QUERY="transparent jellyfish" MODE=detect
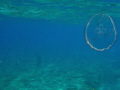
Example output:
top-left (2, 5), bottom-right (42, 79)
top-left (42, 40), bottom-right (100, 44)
top-left (85, 13), bottom-right (117, 51)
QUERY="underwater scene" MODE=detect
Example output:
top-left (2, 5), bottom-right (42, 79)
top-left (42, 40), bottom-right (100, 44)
top-left (0, 0), bottom-right (120, 90)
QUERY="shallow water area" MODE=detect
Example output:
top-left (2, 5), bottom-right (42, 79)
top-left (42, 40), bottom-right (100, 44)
top-left (0, 0), bottom-right (120, 90)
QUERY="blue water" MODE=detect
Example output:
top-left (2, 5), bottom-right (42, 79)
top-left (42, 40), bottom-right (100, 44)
top-left (0, 1), bottom-right (120, 90)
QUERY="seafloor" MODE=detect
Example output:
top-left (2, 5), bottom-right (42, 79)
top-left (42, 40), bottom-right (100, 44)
top-left (0, 51), bottom-right (120, 90)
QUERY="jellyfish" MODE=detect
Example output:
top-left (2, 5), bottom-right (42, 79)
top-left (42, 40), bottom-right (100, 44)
top-left (85, 13), bottom-right (117, 51)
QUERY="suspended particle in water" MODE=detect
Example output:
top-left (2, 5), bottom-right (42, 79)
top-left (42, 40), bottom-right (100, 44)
top-left (85, 13), bottom-right (117, 51)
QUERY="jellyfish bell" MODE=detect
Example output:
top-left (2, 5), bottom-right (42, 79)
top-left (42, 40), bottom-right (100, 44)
top-left (85, 13), bottom-right (117, 51)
